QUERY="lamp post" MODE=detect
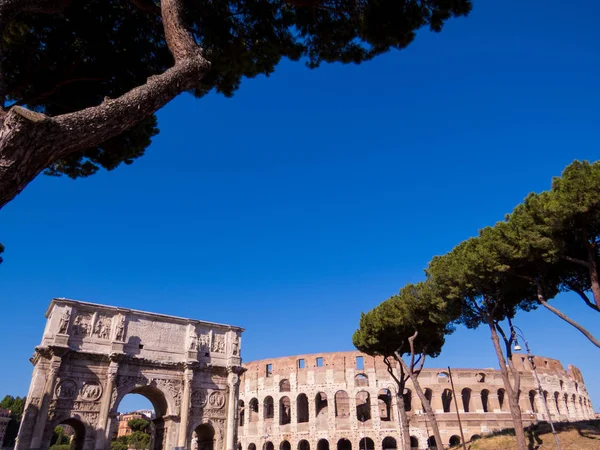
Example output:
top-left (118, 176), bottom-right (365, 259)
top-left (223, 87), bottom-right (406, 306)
top-left (510, 324), bottom-right (561, 450)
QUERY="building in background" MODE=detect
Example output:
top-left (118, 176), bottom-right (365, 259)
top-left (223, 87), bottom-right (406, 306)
top-left (115, 410), bottom-right (156, 438)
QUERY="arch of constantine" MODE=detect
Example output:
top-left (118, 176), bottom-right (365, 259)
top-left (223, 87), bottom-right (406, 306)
top-left (15, 299), bottom-right (244, 450)
top-left (237, 351), bottom-right (595, 450)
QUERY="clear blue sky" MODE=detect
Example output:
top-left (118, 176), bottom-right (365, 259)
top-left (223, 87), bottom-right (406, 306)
top-left (1, 0), bottom-right (599, 414)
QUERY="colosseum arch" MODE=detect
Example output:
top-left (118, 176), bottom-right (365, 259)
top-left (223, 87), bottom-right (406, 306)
top-left (16, 298), bottom-right (243, 450)
top-left (264, 396), bottom-right (274, 420)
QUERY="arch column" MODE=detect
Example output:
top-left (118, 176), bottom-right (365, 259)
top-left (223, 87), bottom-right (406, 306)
top-left (30, 354), bottom-right (63, 449)
top-left (226, 368), bottom-right (241, 450)
top-left (177, 363), bottom-right (194, 448)
top-left (98, 357), bottom-right (120, 449)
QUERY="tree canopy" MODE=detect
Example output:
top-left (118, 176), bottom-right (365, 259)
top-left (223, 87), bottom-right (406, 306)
top-left (0, 0), bottom-right (471, 209)
top-left (0, 395), bottom-right (26, 447)
top-left (127, 418), bottom-right (150, 432)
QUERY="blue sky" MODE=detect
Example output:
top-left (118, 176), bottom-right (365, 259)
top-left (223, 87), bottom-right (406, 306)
top-left (1, 0), bottom-right (599, 414)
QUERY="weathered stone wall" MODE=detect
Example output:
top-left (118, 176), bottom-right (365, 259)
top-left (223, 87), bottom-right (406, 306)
top-left (16, 299), bottom-right (244, 450)
top-left (238, 351), bottom-right (595, 450)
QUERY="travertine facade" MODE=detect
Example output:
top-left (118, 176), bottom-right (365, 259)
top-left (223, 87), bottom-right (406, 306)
top-left (16, 299), bottom-right (244, 450)
top-left (238, 351), bottom-right (595, 450)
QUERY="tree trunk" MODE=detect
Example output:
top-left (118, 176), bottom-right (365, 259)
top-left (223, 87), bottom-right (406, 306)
top-left (539, 298), bottom-right (600, 348)
top-left (486, 318), bottom-right (527, 450)
top-left (0, 0), bottom-right (209, 210)
top-left (400, 360), bottom-right (443, 450)
top-left (396, 390), bottom-right (412, 450)
top-left (586, 239), bottom-right (600, 310)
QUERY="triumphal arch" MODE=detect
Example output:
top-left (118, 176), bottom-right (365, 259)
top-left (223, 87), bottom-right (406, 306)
top-left (15, 298), bottom-right (244, 450)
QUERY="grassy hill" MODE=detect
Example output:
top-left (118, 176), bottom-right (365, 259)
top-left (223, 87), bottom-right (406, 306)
top-left (449, 420), bottom-right (600, 450)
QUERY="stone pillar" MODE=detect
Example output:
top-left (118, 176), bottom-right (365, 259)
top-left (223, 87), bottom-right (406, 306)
top-left (178, 364), bottom-right (194, 448)
top-left (97, 359), bottom-right (120, 449)
top-left (226, 369), bottom-right (241, 450)
top-left (30, 355), bottom-right (62, 449)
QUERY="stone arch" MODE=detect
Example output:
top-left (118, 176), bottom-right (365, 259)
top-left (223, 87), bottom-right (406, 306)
top-left (355, 373), bottom-right (369, 387)
top-left (529, 390), bottom-right (538, 413)
top-left (481, 389), bottom-right (489, 412)
top-left (279, 396), bottom-right (291, 425)
top-left (337, 438), bottom-right (352, 450)
top-left (335, 390), bottom-right (350, 418)
top-left (249, 444), bottom-right (257, 450)
top-left (298, 440), bottom-right (310, 450)
top-left (449, 435), bottom-right (461, 447)
top-left (264, 396), bottom-right (274, 420)
top-left (382, 436), bottom-right (397, 450)
top-left (317, 439), bottom-right (330, 450)
top-left (316, 392), bottom-right (328, 417)
top-left (280, 379), bottom-right (291, 392)
top-left (359, 437), bottom-right (374, 450)
top-left (297, 393), bottom-right (309, 423)
top-left (356, 390), bottom-right (371, 421)
top-left (427, 436), bottom-right (436, 448)
top-left (53, 417), bottom-right (87, 450)
top-left (112, 381), bottom-right (172, 450)
top-left (409, 437), bottom-right (417, 449)
top-left (497, 388), bottom-right (506, 412)
top-left (264, 442), bottom-right (275, 450)
top-left (280, 441), bottom-right (291, 450)
top-left (470, 435), bottom-right (481, 442)
top-left (554, 391), bottom-right (561, 414)
top-left (563, 393), bottom-right (570, 415)
top-left (193, 422), bottom-right (215, 450)
top-left (378, 389), bottom-right (392, 421)
top-left (442, 389), bottom-right (453, 413)
top-left (403, 388), bottom-right (412, 411)
top-left (249, 397), bottom-right (259, 422)
top-left (423, 388), bottom-right (433, 409)
top-left (461, 388), bottom-right (471, 412)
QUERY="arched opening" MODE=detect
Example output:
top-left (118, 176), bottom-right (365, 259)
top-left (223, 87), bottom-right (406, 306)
top-left (355, 374), bottom-right (369, 387)
top-left (437, 372), bottom-right (449, 382)
top-left (280, 441), bottom-right (291, 450)
top-left (337, 438), bottom-right (352, 450)
top-left (449, 435), bottom-right (461, 447)
top-left (358, 437), bottom-right (374, 450)
top-left (249, 444), bottom-right (257, 450)
top-left (378, 389), bottom-right (392, 421)
top-left (297, 394), bottom-right (309, 423)
top-left (461, 388), bottom-right (471, 412)
top-left (497, 389), bottom-right (506, 412)
top-left (335, 391), bottom-right (350, 418)
top-left (356, 391), bottom-right (371, 421)
top-left (409, 437), bottom-right (417, 449)
top-left (317, 439), bottom-right (330, 450)
top-left (54, 418), bottom-right (85, 450)
top-left (423, 388), bottom-right (433, 409)
top-left (264, 442), bottom-right (274, 450)
top-left (442, 389), bottom-right (453, 413)
top-left (563, 394), bottom-right (569, 414)
top-left (383, 436), bottom-right (397, 450)
top-left (316, 392), bottom-right (328, 418)
top-left (280, 379), bottom-right (291, 392)
top-left (113, 388), bottom-right (163, 450)
top-left (470, 435), bottom-right (481, 442)
top-left (554, 392), bottom-right (561, 414)
top-left (279, 396), bottom-right (291, 425)
top-left (193, 423), bottom-right (215, 450)
top-left (264, 396), bottom-right (274, 420)
top-left (298, 440), bottom-right (310, 450)
top-left (427, 436), bottom-right (437, 449)
top-left (403, 388), bottom-right (412, 411)
top-left (238, 400), bottom-right (245, 426)
top-left (529, 390), bottom-right (538, 413)
top-left (481, 389), bottom-right (489, 413)
top-left (249, 398), bottom-right (259, 423)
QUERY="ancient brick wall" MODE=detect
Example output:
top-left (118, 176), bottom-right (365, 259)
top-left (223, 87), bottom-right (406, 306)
top-left (238, 351), bottom-right (594, 450)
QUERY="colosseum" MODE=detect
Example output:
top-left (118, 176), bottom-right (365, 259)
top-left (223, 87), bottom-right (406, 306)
top-left (237, 351), bottom-right (595, 450)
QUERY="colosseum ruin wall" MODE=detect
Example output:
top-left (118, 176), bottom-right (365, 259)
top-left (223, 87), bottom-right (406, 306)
top-left (238, 351), bottom-right (595, 450)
